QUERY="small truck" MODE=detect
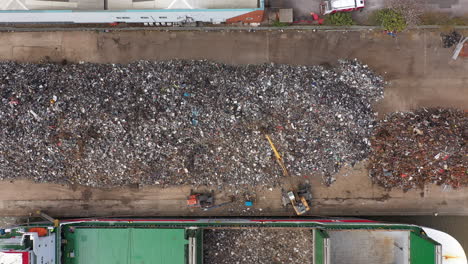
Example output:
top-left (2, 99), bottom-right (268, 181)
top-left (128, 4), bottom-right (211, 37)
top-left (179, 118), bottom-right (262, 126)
top-left (320, 0), bottom-right (365, 15)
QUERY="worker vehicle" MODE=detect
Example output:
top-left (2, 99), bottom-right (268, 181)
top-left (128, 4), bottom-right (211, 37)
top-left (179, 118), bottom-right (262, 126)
top-left (282, 185), bottom-right (313, 215)
top-left (187, 191), bottom-right (214, 209)
top-left (187, 191), bottom-right (234, 211)
top-left (320, 0), bottom-right (365, 15)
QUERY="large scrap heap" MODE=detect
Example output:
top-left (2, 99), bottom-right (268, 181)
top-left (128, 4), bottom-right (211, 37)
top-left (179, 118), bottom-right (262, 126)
top-left (0, 60), bottom-right (383, 188)
top-left (0, 60), bottom-right (465, 193)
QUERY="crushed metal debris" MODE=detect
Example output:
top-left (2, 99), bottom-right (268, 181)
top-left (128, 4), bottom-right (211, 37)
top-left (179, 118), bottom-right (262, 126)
top-left (203, 228), bottom-right (313, 264)
top-left (0, 60), bottom-right (383, 187)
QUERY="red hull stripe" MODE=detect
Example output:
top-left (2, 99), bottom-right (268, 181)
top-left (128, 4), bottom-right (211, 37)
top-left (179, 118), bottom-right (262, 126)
top-left (250, 219), bottom-right (377, 223)
top-left (62, 219), bottom-right (377, 224)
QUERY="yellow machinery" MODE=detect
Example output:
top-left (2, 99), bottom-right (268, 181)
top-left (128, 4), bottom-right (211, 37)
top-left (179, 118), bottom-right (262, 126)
top-left (264, 134), bottom-right (312, 215)
top-left (265, 134), bottom-right (289, 177)
top-left (283, 185), bottom-right (312, 215)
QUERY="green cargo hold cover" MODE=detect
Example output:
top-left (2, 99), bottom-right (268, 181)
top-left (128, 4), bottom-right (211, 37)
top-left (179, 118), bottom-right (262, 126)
top-left (72, 228), bottom-right (187, 264)
top-left (410, 231), bottom-right (439, 264)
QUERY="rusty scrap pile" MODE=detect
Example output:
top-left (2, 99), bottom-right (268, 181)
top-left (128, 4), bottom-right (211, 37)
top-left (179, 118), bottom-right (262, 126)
top-left (369, 108), bottom-right (467, 191)
top-left (203, 229), bottom-right (313, 264)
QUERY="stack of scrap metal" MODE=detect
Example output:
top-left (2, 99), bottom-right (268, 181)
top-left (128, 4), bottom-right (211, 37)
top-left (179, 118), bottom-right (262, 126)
top-left (368, 108), bottom-right (467, 191)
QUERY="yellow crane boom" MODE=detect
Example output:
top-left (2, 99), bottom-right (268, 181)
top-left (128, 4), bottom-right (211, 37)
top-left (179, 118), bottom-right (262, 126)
top-left (264, 134), bottom-right (289, 177)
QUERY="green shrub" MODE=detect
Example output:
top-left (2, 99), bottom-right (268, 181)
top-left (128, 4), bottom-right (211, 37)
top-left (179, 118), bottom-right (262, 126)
top-left (326, 12), bottom-right (355, 26)
top-left (386, 0), bottom-right (423, 26)
top-left (272, 20), bottom-right (288, 27)
top-left (375, 9), bottom-right (407, 32)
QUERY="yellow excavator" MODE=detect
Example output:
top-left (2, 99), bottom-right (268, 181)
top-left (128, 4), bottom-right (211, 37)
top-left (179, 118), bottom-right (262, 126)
top-left (282, 184), bottom-right (312, 215)
top-left (264, 134), bottom-right (312, 215)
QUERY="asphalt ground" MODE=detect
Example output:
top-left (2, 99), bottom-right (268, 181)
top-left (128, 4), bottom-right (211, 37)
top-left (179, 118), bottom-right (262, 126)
top-left (0, 28), bottom-right (466, 217)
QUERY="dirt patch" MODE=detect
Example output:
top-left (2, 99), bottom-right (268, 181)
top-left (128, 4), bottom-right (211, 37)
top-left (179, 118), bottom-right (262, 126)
top-left (80, 189), bottom-right (93, 200)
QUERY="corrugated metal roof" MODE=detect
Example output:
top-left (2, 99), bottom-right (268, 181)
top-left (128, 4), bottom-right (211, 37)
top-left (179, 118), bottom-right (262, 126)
top-left (0, 0), bottom-right (258, 11)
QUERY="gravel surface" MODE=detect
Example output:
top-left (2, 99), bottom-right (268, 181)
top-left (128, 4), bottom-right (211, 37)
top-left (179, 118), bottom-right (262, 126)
top-left (368, 108), bottom-right (467, 191)
top-left (0, 60), bottom-right (383, 187)
top-left (203, 228), bottom-right (313, 264)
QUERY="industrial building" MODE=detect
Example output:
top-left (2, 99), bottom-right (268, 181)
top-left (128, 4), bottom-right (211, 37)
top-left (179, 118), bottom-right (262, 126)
top-left (0, 0), bottom-right (264, 24)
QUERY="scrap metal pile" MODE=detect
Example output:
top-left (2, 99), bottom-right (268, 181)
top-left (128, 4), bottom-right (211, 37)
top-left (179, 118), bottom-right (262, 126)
top-left (368, 108), bottom-right (467, 191)
top-left (203, 229), bottom-right (313, 264)
top-left (441, 31), bottom-right (463, 48)
top-left (0, 60), bottom-right (383, 187)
